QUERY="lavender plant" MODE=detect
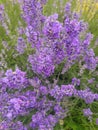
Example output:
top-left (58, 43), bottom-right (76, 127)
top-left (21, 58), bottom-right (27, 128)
top-left (0, 0), bottom-right (98, 130)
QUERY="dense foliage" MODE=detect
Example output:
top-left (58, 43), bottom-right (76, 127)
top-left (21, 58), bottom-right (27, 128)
top-left (0, 0), bottom-right (98, 130)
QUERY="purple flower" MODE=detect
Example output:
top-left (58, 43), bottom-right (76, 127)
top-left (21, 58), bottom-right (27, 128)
top-left (25, 26), bottom-right (41, 48)
top-left (52, 42), bottom-right (65, 64)
top-left (0, 4), bottom-right (4, 22)
top-left (50, 85), bottom-right (63, 101)
top-left (72, 77), bottom-right (80, 86)
top-left (28, 77), bottom-right (41, 88)
top-left (43, 14), bottom-right (62, 39)
top-left (84, 49), bottom-right (97, 71)
top-left (23, 0), bottom-right (45, 48)
top-left (75, 89), bottom-right (95, 104)
top-left (40, 0), bottom-right (48, 5)
top-left (61, 84), bottom-right (75, 96)
top-left (50, 84), bottom-right (74, 101)
top-left (39, 86), bottom-right (48, 95)
top-left (28, 46), bottom-right (55, 77)
top-left (54, 104), bottom-right (65, 119)
top-left (64, 2), bottom-right (72, 18)
top-left (0, 121), bottom-right (27, 130)
top-left (64, 17), bottom-right (85, 38)
top-left (0, 121), bottom-right (9, 130)
top-left (82, 33), bottom-right (93, 48)
top-left (88, 78), bottom-right (95, 84)
top-left (7, 97), bottom-right (27, 118)
top-left (47, 115), bottom-right (58, 127)
top-left (2, 68), bottom-right (28, 89)
top-left (96, 118), bottom-right (98, 125)
top-left (16, 37), bottom-right (26, 54)
top-left (31, 111), bottom-right (45, 128)
top-left (31, 111), bottom-right (58, 130)
top-left (83, 108), bottom-right (93, 117)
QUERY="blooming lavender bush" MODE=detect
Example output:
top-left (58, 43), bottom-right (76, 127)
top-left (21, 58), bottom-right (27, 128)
top-left (0, 0), bottom-right (98, 130)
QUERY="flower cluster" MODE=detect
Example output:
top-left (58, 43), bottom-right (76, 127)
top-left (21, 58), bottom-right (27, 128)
top-left (28, 46), bottom-right (55, 77)
top-left (0, 72), bottom-right (72, 129)
top-left (50, 85), bottom-right (75, 101)
top-left (0, 0), bottom-right (98, 130)
top-left (2, 68), bottom-right (28, 90)
top-left (74, 88), bottom-right (98, 104)
top-left (28, 11), bottom-right (96, 77)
